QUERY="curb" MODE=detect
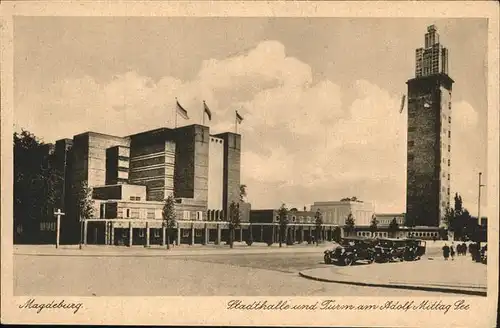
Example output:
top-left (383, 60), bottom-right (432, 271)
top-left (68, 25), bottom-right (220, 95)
top-left (14, 247), bottom-right (325, 258)
top-left (298, 272), bottom-right (487, 297)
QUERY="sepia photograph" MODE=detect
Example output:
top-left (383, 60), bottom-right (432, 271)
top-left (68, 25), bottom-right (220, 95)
top-left (1, 2), bottom-right (498, 327)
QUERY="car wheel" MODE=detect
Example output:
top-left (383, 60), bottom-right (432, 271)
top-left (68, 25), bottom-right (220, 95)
top-left (324, 255), bottom-right (331, 264)
top-left (344, 257), bottom-right (353, 266)
top-left (368, 257), bottom-right (374, 264)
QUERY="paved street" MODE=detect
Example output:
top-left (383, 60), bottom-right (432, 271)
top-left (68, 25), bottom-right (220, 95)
top-left (14, 246), bottom-right (466, 296)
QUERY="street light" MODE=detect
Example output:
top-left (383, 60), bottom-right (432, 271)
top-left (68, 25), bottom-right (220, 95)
top-left (478, 172), bottom-right (486, 226)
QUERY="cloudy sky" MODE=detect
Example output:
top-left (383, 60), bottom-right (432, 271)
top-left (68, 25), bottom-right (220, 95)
top-left (14, 17), bottom-right (488, 214)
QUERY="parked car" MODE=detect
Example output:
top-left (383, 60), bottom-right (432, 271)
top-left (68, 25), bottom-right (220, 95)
top-left (324, 237), bottom-right (375, 266)
top-left (374, 238), bottom-right (406, 263)
top-left (403, 238), bottom-right (426, 261)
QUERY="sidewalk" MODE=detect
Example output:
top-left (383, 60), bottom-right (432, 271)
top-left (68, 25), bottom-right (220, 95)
top-left (14, 242), bottom-right (333, 257)
top-left (299, 255), bottom-right (487, 296)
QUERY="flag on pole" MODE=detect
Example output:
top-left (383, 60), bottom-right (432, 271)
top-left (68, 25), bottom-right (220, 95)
top-left (176, 98), bottom-right (189, 120)
top-left (203, 101), bottom-right (212, 121)
top-left (399, 95), bottom-right (406, 113)
top-left (236, 110), bottom-right (244, 124)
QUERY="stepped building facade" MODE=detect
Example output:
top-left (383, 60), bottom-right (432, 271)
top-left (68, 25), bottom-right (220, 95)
top-left (48, 124), bottom-right (250, 246)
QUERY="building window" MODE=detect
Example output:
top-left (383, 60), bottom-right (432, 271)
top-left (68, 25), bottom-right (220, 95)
top-left (129, 196), bottom-right (141, 201)
top-left (183, 211), bottom-right (190, 220)
top-left (448, 145), bottom-right (451, 152)
top-left (147, 209), bottom-right (155, 219)
top-left (447, 188), bottom-right (450, 195)
top-left (131, 209), bottom-right (140, 218)
top-left (448, 159), bottom-right (450, 166)
top-left (154, 230), bottom-right (160, 238)
top-left (449, 116), bottom-right (451, 123)
top-left (126, 209), bottom-right (130, 218)
top-left (139, 229), bottom-right (145, 238)
top-left (196, 211), bottom-right (203, 221)
top-left (448, 102), bottom-right (451, 110)
top-left (182, 230), bottom-right (189, 237)
top-left (448, 131), bottom-right (451, 138)
top-left (195, 229), bottom-right (202, 237)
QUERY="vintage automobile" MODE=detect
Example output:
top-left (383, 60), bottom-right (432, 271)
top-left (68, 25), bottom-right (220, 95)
top-left (324, 237), bottom-right (376, 266)
top-left (374, 238), bottom-right (407, 263)
top-left (403, 238), bottom-right (426, 261)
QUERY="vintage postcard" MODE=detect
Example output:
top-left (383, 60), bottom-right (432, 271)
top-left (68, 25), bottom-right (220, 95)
top-left (1, 1), bottom-right (498, 327)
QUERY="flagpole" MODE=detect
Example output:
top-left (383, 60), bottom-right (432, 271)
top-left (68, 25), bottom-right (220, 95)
top-left (174, 98), bottom-right (177, 129)
top-left (202, 101), bottom-right (205, 126)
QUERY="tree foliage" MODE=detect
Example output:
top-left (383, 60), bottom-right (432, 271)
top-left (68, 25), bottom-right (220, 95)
top-left (344, 212), bottom-right (355, 236)
top-left (239, 184), bottom-right (247, 202)
top-left (14, 130), bottom-right (63, 235)
top-left (76, 180), bottom-right (95, 221)
top-left (388, 218), bottom-right (400, 237)
top-left (228, 201), bottom-right (241, 248)
top-left (277, 203), bottom-right (289, 247)
top-left (443, 193), bottom-right (479, 241)
top-left (369, 214), bottom-right (378, 233)
top-left (162, 195), bottom-right (177, 248)
top-left (314, 210), bottom-right (323, 244)
top-left (340, 196), bottom-right (362, 202)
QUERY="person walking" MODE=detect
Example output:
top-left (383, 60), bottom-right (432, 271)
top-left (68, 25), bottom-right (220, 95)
top-left (442, 243), bottom-right (450, 261)
top-left (450, 243), bottom-right (455, 261)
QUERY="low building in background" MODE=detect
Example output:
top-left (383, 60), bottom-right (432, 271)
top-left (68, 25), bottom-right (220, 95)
top-left (311, 199), bottom-right (375, 226)
top-left (249, 209), bottom-right (342, 244)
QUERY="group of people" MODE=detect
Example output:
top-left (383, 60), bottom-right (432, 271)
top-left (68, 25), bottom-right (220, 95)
top-left (442, 242), bottom-right (468, 260)
top-left (442, 242), bottom-right (484, 262)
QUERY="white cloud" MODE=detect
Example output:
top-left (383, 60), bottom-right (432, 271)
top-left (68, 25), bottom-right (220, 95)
top-left (15, 40), bottom-right (484, 214)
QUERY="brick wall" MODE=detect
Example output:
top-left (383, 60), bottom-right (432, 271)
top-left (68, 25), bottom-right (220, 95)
top-left (406, 74), bottom-right (453, 227)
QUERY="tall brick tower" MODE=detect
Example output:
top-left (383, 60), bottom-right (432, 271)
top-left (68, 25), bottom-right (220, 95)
top-left (406, 25), bottom-right (454, 227)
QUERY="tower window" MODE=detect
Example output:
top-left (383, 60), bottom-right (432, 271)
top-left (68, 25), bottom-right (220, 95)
top-left (448, 145), bottom-right (451, 152)
top-left (448, 159), bottom-right (450, 166)
top-left (448, 174), bottom-right (450, 180)
top-left (448, 131), bottom-right (451, 138)
top-left (448, 103), bottom-right (451, 110)
top-left (448, 116), bottom-right (451, 124)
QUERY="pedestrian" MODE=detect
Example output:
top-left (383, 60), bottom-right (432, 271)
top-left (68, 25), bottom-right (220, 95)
top-left (442, 243), bottom-right (450, 261)
top-left (450, 243), bottom-right (455, 261)
top-left (462, 243), bottom-right (467, 256)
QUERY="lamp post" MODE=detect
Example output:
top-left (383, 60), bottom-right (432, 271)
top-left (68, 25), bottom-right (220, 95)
top-left (478, 172), bottom-right (486, 226)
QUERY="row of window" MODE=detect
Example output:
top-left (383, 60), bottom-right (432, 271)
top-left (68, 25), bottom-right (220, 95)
top-left (129, 196), bottom-right (142, 201)
top-left (40, 222), bottom-right (56, 231)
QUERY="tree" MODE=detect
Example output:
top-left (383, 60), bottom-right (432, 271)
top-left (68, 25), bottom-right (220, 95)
top-left (344, 212), bottom-right (355, 237)
top-left (454, 193), bottom-right (463, 216)
top-left (277, 203), bottom-right (289, 248)
top-left (239, 184), bottom-right (247, 202)
top-left (228, 201), bottom-right (241, 248)
top-left (388, 218), bottom-right (400, 238)
top-left (14, 130), bottom-right (62, 242)
top-left (76, 180), bottom-right (94, 249)
top-left (162, 195), bottom-right (177, 249)
top-left (314, 210), bottom-right (323, 245)
top-left (443, 207), bottom-right (455, 229)
top-left (369, 214), bottom-right (378, 235)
